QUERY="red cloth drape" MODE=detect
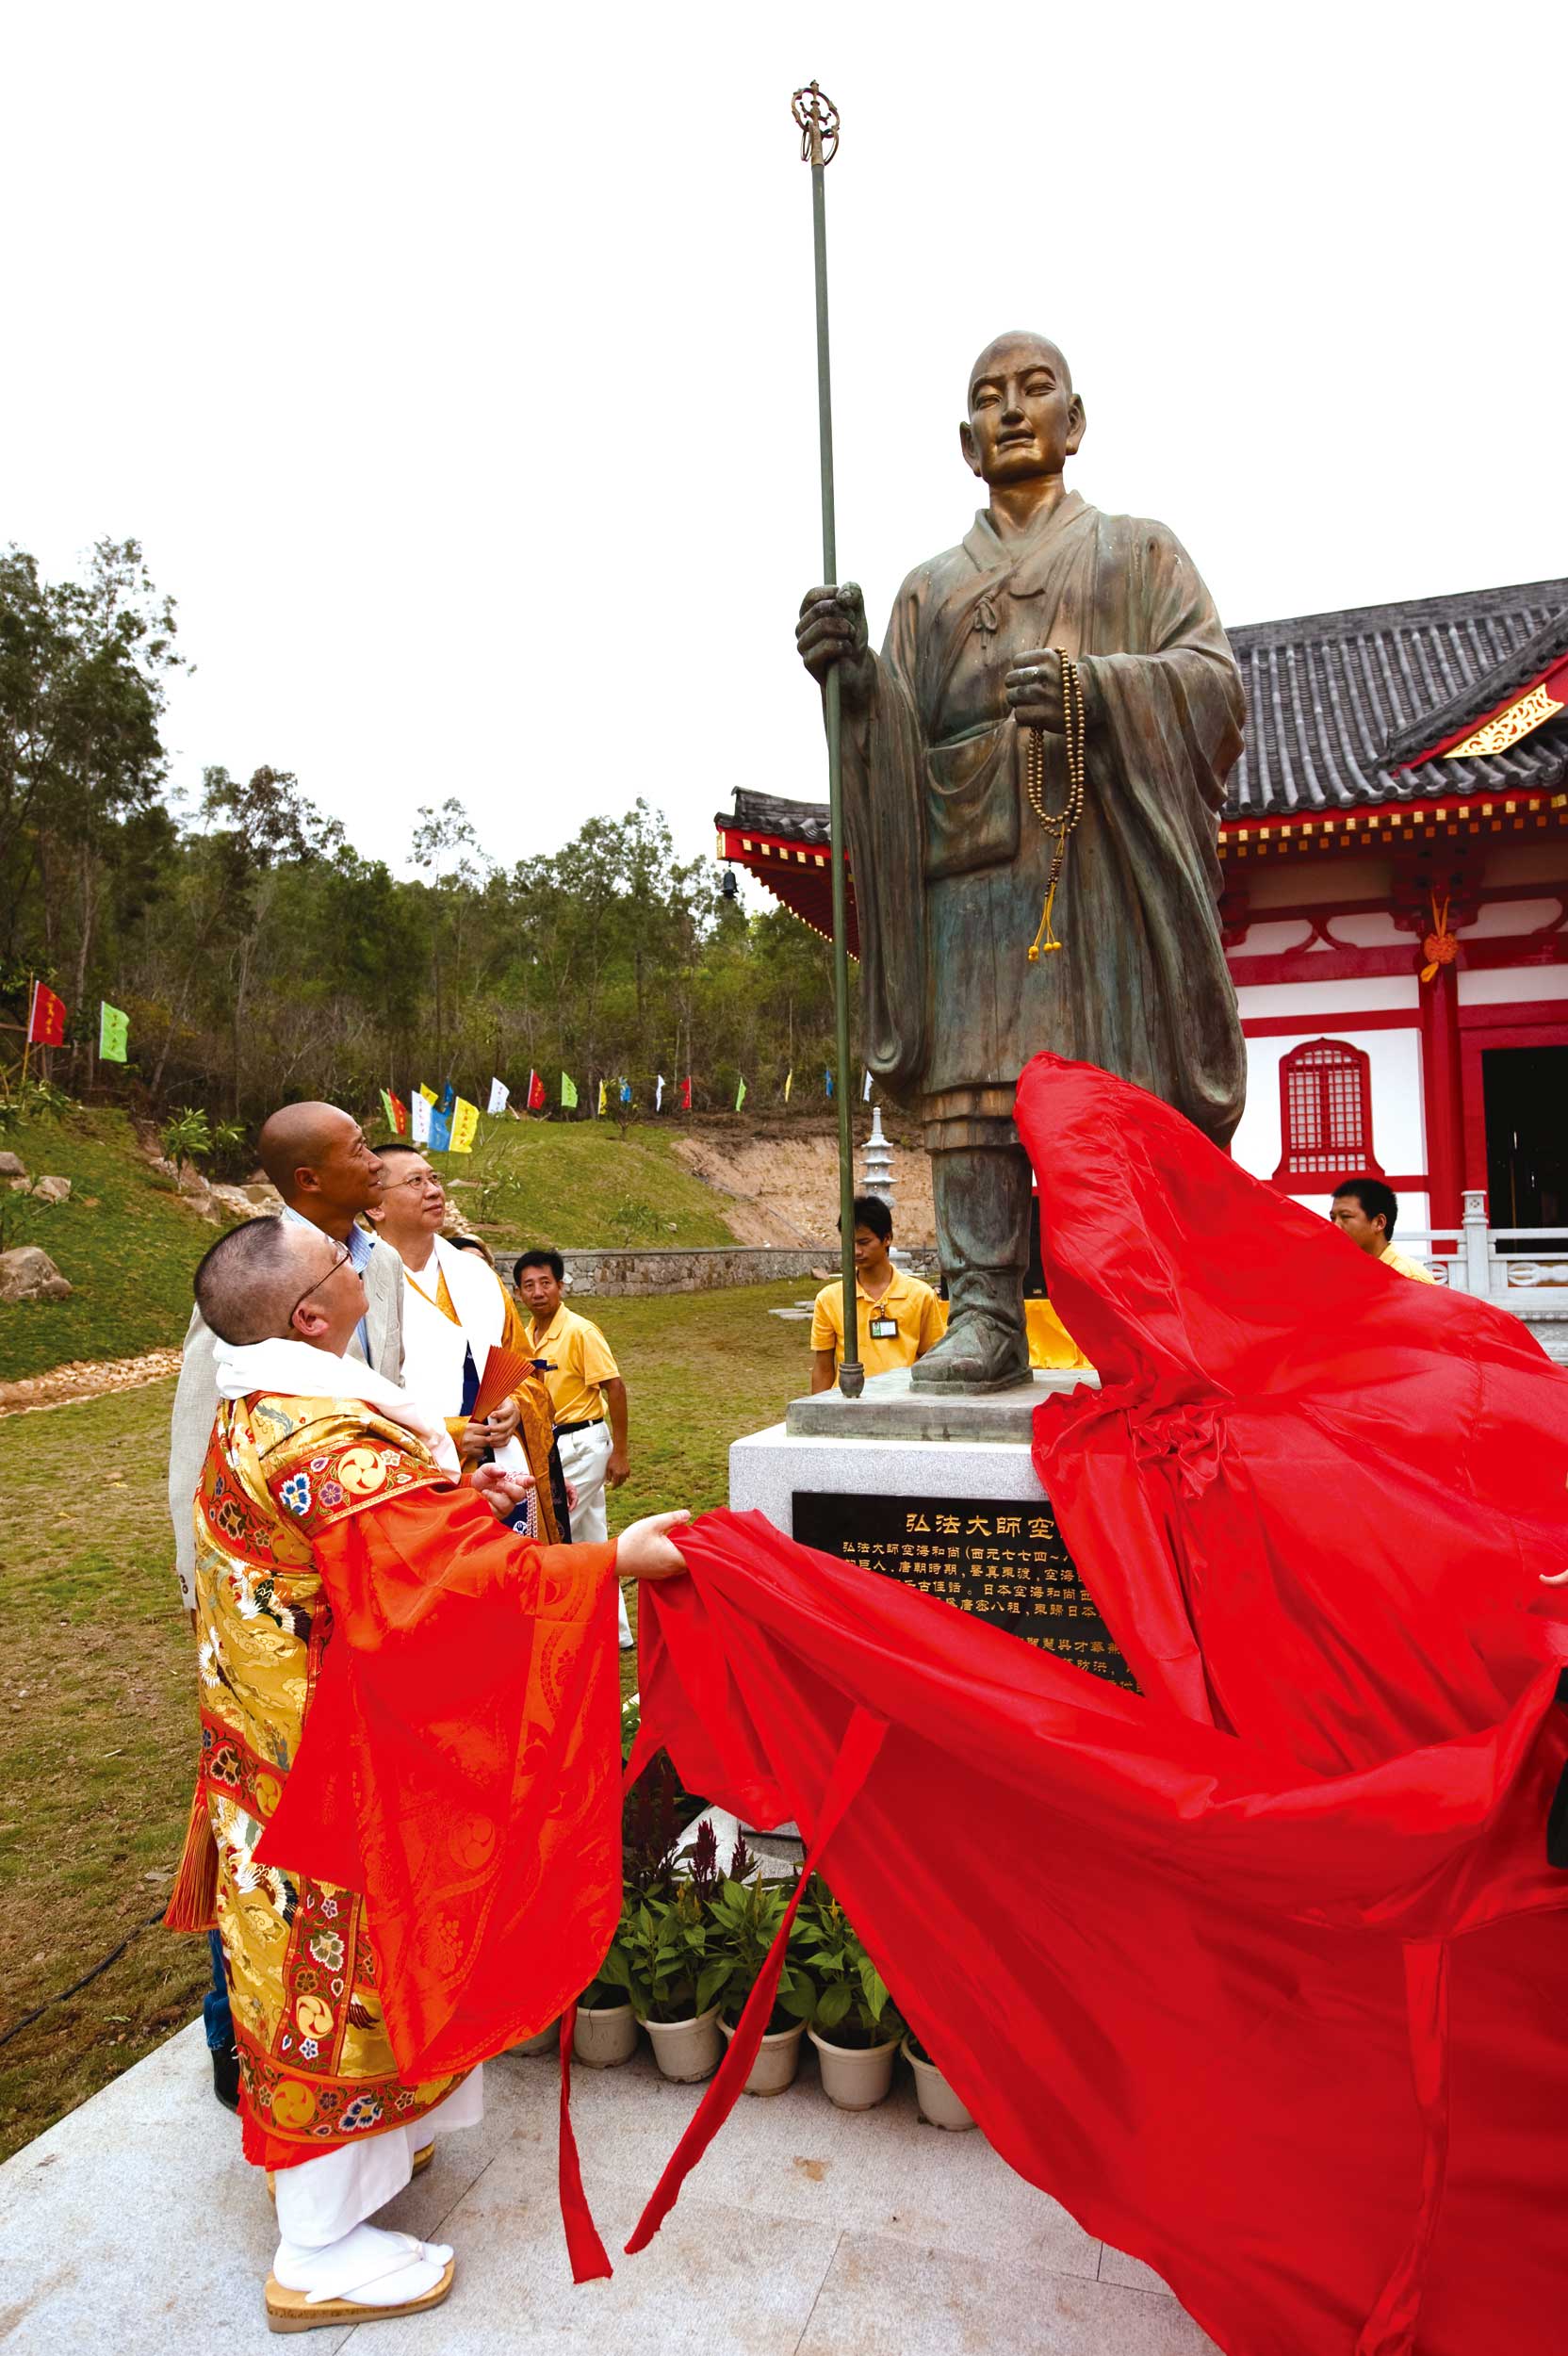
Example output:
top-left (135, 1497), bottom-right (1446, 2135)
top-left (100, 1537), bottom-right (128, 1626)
top-left (630, 1055), bottom-right (1568, 2356)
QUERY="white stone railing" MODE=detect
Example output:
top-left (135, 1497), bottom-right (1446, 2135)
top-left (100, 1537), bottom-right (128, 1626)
top-left (1399, 1192), bottom-right (1568, 1299)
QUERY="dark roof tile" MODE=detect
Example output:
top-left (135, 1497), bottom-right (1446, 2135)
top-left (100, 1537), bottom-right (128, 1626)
top-left (718, 578), bottom-right (1568, 838)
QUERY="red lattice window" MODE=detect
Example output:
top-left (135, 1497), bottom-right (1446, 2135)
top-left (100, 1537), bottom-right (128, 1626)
top-left (1273, 1038), bottom-right (1382, 1183)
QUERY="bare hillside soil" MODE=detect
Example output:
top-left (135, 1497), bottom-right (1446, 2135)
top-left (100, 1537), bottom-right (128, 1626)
top-left (672, 1113), bottom-right (935, 1247)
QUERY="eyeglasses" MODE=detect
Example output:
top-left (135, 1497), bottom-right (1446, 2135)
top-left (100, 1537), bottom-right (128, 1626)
top-left (288, 1241), bottom-right (352, 1327)
top-left (384, 1171), bottom-right (444, 1195)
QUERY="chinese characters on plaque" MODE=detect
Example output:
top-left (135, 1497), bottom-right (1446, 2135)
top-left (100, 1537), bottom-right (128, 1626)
top-left (792, 1490), bottom-right (1137, 1693)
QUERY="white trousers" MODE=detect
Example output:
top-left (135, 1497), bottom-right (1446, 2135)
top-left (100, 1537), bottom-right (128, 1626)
top-left (271, 2068), bottom-right (484, 2249)
top-left (557, 1420), bottom-right (630, 1644)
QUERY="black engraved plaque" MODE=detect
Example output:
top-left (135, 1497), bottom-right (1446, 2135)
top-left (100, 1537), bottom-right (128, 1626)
top-left (791, 1489), bottom-right (1137, 1692)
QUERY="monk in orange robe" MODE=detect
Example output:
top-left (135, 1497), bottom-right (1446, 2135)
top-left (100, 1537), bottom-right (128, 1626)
top-left (166, 1213), bottom-right (687, 2331)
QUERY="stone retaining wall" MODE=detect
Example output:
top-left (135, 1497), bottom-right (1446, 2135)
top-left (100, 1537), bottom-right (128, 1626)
top-left (494, 1244), bottom-right (940, 1297)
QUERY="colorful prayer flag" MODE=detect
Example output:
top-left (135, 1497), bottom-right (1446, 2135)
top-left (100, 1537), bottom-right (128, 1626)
top-left (619, 1079), bottom-right (632, 1106)
top-left (439, 1082), bottom-right (456, 1116)
top-left (526, 1071), bottom-right (546, 1112)
top-left (656, 1074), bottom-right (665, 1111)
top-left (678, 1075), bottom-right (692, 1111)
top-left (488, 1077), bottom-right (511, 1116)
top-left (561, 1072), bottom-right (579, 1110)
top-left (27, 982), bottom-right (67, 1046)
top-left (98, 1002), bottom-right (129, 1063)
top-left (428, 1105), bottom-right (453, 1153)
top-left (449, 1096), bottom-right (480, 1153)
top-left (411, 1091), bottom-right (433, 1144)
top-left (863, 1068), bottom-right (874, 1102)
top-left (735, 1075), bottom-right (747, 1111)
top-left (379, 1088), bottom-right (409, 1137)
top-left (784, 1068), bottom-right (792, 1104)
top-left (597, 1079), bottom-right (608, 1117)
top-left (825, 1068), bottom-right (834, 1099)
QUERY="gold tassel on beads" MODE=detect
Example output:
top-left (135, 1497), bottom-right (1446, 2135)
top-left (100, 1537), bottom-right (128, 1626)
top-left (1023, 652), bottom-right (1086, 961)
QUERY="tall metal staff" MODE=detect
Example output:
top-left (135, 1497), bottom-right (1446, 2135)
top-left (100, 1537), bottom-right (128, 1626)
top-left (792, 79), bottom-right (863, 1399)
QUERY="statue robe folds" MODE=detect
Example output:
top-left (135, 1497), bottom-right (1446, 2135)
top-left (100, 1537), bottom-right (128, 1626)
top-left (166, 1392), bottom-right (620, 2171)
top-left (846, 491), bottom-right (1246, 1144)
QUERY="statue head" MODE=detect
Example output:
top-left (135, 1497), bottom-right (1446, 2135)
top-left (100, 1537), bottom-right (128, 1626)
top-left (960, 332), bottom-right (1085, 490)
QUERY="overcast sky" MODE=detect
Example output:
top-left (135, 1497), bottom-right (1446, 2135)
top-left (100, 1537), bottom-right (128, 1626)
top-left (6, 2), bottom-right (1561, 883)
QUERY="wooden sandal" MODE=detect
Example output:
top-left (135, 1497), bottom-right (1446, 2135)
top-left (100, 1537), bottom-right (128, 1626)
top-left (263, 2251), bottom-right (454, 2332)
top-left (266, 2140), bottom-right (434, 2206)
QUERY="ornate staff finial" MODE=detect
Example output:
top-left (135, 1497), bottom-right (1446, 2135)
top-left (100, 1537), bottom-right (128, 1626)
top-left (792, 81), bottom-right (840, 167)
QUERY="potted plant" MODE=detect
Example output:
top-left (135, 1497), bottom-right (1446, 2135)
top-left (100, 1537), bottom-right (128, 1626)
top-left (697, 1836), bottom-right (816, 2097)
top-left (596, 1824), bottom-right (724, 2083)
top-left (573, 1909), bottom-right (639, 2069)
top-left (511, 2019), bottom-right (559, 2058)
top-left (901, 2029), bottom-right (976, 2131)
top-left (792, 1881), bottom-right (906, 2111)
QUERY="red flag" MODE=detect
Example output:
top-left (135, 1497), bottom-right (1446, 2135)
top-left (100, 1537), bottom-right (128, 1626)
top-left (678, 1075), bottom-right (692, 1110)
top-left (26, 982), bottom-right (67, 1046)
top-left (527, 1070), bottom-right (547, 1112)
top-left (380, 1088), bottom-right (409, 1137)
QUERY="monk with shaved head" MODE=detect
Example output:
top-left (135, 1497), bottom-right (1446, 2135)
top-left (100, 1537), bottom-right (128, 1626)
top-left (796, 329), bottom-right (1246, 1390)
top-left (168, 1098), bottom-right (404, 2119)
top-left (172, 1204), bottom-right (689, 2327)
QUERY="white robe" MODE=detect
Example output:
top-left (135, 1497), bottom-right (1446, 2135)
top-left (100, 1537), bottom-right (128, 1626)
top-left (395, 1236), bottom-right (533, 1510)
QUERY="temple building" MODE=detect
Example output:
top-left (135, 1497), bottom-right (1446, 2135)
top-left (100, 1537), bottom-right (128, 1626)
top-left (718, 575), bottom-right (1568, 1251)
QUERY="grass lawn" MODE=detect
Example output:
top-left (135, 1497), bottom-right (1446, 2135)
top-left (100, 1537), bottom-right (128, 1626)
top-left (0, 1280), bottom-right (813, 2161)
top-left (0, 1107), bottom-right (216, 1383)
top-left (449, 1116), bottom-right (741, 1252)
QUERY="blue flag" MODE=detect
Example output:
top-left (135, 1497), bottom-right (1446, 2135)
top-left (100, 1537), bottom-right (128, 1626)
top-left (439, 1082), bottom-right (456, 1116)
top-left (428, 1106), bottom-right (453, 1152)
top-left (825, 1068), bottom-right (834, 1099)
top-left (619, 1079), bottom-right (632, 1105)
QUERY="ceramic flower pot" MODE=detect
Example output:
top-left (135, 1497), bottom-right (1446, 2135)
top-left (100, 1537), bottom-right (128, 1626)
top-left (572, 2000), bottom-right (637, 2069)
top-left (512, 2020), bottom-right (559, 2057)
top-left (718, 2012), bottom-right (806, 2096)
top-left (808, 2027), bottom-right (899, 2111)
top-left (643, 2005), bottom-right (722, 2084)
top-left (902, 2035), bottom-right (975, 2131)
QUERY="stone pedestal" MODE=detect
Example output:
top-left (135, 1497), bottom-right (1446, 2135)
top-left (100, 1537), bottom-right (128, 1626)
top-left (729, 1365), bottom-right (1133, 1693)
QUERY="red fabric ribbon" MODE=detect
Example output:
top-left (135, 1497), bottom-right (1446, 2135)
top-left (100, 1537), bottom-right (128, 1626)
top-left (606, 1055), bottom-right (1568, 2355)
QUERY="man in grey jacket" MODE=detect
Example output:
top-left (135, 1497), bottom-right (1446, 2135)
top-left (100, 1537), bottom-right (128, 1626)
top-left (168, 1099), bottom-right (403, 2110)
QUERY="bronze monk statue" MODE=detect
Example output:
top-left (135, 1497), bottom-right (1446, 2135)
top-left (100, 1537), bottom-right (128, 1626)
top-left (797, 330), bottom-right (1246, 1392)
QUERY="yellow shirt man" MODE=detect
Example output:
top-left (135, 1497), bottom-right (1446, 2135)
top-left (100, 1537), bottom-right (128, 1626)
top-left (812, 1266), bottom-right (946, 1381)
top-left (1376, 1245), bottom-right (1437, 1285)
top-left (1329, 1183), bottom-right (1437, 1284)
top-left (514, 1249), bottom-right (632, 1645)
top-left (810, 1202), bottom-right (945, 1389)
top-left (527, 1297), bottom-right (621, 1425)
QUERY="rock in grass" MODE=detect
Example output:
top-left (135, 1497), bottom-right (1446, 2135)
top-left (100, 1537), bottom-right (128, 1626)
top-left (0, 1152), bottom-right (26, 1181)
top-left (30, 1175), bottom-right (72, 1204)
top-left (0, 1246), bottom-right (74, 1302)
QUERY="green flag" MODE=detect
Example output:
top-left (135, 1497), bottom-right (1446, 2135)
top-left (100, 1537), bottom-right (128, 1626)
top-left (561, 1072), bottom-right (579, 1109)
top-left (98, 1002), bottom-right (129, 1062)
top-left (735, 1075), bottom-right (747, 1111)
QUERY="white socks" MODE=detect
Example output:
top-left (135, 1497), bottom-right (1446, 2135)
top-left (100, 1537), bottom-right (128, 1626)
top-left (271, 2223), bottom-right (452, 2308)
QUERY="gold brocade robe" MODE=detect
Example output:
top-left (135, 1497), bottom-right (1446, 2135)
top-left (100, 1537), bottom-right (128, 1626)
top-left (192, 1394), bottom-right (466, 2153)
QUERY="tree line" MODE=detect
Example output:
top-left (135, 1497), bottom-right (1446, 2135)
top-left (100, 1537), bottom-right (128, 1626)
top-left (1, 540), bottom-right (843, 1125)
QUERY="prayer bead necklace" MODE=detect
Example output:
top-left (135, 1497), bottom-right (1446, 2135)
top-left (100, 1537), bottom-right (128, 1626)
top-left (1023, 651), bottom-right (1086, 960)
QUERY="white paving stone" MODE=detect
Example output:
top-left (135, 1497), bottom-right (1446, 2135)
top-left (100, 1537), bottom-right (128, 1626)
top-left (798, 2231), bottom-right (1222, 2356)
top-left (0, 2021), bottom-right (1219, 2353)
